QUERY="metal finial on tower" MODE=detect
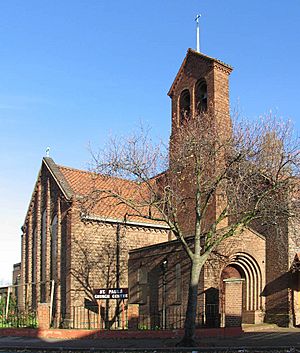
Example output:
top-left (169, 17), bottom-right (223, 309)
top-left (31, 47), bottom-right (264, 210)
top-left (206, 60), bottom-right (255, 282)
top-left (195, 14), bottom-right (201, 53)
top-left (46, 147), bottom-right (50, 157)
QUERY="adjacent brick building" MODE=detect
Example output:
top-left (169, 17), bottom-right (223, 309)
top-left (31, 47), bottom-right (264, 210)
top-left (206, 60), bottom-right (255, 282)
top-left (129, 227), bottom-right (266, 328)
top-left (20, 48), bottom-right (300, 329)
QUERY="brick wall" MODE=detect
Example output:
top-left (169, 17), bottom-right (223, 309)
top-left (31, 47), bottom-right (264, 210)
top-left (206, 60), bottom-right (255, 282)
top-left (168, 50), bottom-right (232, 236)
top-left (21, 162), bottom-right (75, 325)
top-left (253, 219), bottom-right (291, 326)
top-left (37, 303), bottom-right (50, 329)
top-left (21, 160), bottom-right (170, 328)
top-left (224, 279), bottom-right (243, 327)
top-left (128, 227), bottom-right (265, 328)
top-left (64, 203), bottom-right (169, 325)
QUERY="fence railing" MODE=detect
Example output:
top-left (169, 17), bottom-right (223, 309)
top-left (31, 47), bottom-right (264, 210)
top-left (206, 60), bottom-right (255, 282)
top-left (71, 305), bottom-right (128, 330)
top-left (139, 304), bottom-right (219, 330)
top-left (0, 308), bottom-right (37, 328)
top-left (69, 304), bottom-right (219, 330)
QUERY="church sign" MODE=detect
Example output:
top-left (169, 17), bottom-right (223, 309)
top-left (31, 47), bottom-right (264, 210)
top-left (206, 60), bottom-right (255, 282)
top-left (93, 288), bottom-right (128, 300)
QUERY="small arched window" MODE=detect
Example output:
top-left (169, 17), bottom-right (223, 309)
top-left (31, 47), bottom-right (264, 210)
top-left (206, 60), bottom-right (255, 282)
top-left (195, 80), bottom-right (207, 113)
top-left (179, 89), bottom-right (191, 123)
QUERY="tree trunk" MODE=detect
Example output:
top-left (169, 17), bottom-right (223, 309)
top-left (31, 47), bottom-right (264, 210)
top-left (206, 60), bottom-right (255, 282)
top-left (177, 258), bottom-right (203, 347)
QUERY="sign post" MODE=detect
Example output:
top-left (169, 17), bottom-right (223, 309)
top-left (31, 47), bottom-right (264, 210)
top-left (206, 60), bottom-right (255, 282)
top-left (122, 299), bottom-right (125, 329)
top-left (97, 299), bottom-right (102, 329)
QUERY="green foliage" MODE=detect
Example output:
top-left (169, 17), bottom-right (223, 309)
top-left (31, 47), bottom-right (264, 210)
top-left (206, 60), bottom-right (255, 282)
top-left (138, 323), bottom-right (161, 330)
top-left (0, 294), bottom-right (37, 328)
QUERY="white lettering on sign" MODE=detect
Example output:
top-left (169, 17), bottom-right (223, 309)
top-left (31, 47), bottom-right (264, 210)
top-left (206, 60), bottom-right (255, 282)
top-left (93, 288), bottom-right (128, 300)
top-left (94, 294), bottom-right (110, 299)
top-left (108, 289), bottom-right (124, 294)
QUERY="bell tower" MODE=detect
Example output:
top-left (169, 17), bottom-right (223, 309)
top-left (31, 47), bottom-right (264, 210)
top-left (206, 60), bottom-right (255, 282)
top-left (168, 48), bottom-right (233, 141)
top-left (167, 49), bottom-right (233, 235)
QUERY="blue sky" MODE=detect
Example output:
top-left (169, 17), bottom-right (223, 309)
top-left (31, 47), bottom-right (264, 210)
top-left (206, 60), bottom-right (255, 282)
top-left (0, 0), bottom-right (299, 284)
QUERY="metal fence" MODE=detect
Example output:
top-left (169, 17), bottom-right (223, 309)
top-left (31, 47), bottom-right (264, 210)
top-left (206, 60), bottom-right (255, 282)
top-left (0, 308), bottom-right (37, 328)
top-left (70, 304), bottom-right (219, 330)
top-left (71, 305), bottom-right (128, 330)
top-left (139, 304), bottom-right (219, 330)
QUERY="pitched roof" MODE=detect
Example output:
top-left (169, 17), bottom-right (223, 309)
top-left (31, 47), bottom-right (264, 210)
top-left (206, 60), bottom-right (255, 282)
top-left (168, 48), bottom-right (233, 97)
top-left (57, 163), bottom-right (167, 227)
top-left (57, 165), bottom-right (134, 197)
top-left (43, 157), bottom-right (74, 199)
top-left (23, 157), bottom-right (167, 229)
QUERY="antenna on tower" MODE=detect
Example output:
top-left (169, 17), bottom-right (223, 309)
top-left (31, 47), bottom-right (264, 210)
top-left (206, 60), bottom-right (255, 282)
top-left (195, 14), bottom-right (201, 53)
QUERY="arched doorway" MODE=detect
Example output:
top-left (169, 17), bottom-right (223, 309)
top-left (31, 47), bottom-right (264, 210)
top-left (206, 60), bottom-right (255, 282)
top-left (221, 252), bottom-right (263, 324)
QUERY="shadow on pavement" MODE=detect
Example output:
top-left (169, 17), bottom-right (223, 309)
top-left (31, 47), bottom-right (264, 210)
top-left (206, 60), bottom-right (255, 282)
top-left (1, 326), bottom-right (300, 352)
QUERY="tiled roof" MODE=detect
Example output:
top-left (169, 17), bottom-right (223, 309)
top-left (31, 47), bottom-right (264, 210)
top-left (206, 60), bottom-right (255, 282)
top-left (57, 165), bottom-right (166, 226)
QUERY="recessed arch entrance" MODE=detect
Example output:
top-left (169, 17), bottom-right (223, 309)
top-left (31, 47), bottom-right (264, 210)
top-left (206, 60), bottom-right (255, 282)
top-left (221, 252), bottom-right (264, 324)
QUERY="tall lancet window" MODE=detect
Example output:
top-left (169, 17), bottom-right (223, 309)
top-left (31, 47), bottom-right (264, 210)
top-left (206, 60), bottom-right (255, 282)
top-left (175, 263), bottom-right (182, 303)
top-left (32, 226), bottom-right (37, 283)
top-left (195, 80), bottom-right (207, 113)
top-left (51, 215), bottom-right (57, 280)
top-left (179, 89), bottom-right (191, 123)
top-left (31, 226), bottom-right (38, 308)
top-left (41, 210), bottom-right (47, 302)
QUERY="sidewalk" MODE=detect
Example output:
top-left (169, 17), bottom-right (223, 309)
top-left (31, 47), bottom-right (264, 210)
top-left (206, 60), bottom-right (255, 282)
top-left (0, 325), bottom-right (300, 352)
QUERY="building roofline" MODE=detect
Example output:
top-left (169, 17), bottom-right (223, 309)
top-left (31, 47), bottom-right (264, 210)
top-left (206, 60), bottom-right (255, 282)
top-left (43, 157), bottom-right (74, 200)
top-left (129, 226), bottom-right (265, 254)
top-left (22, 157), bottom-right (74, 229)
top-left (168, 48), bottom-right (233, 97)
top-left (82, 214), bottom-right (170, 230)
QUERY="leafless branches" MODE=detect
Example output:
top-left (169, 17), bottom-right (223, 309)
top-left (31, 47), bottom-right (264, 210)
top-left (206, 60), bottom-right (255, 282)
top-left (85, 111), bottom-right (300, 343)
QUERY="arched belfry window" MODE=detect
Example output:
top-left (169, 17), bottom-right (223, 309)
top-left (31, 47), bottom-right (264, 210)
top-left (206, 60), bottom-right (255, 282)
top-left (195, 80), bottom-right (207, 113)
top-left (179, 89), bottom-right (191, 123)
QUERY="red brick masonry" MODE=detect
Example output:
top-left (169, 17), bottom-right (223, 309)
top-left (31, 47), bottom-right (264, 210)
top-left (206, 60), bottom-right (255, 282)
top-left (0, 327), bottom-right (242, 340)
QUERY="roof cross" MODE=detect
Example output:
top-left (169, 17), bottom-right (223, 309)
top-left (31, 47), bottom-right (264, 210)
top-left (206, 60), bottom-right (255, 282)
top-left (195, 14), bottom-right (201, 53)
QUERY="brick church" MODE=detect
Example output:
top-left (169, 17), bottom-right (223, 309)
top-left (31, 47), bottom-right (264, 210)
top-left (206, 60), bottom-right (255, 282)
top-left (20, 48), bottom-right (300, 329)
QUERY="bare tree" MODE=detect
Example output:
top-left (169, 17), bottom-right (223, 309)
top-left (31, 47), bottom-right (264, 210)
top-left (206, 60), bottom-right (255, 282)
top-left (71, 222), bottom-right (128, 328)
top-left (87, 112), bottom-right (300, 345)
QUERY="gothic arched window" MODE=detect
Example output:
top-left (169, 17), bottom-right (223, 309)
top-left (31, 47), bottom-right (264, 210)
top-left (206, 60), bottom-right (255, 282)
top-left (41, 210), bottom-right (47, 302)
top-left (41, 210), bottom-right (47, 283)
top-left (179, 89), bottom-right (191, 123)
top-left (195, 80), bottom-right (207, 113)
top-left (32, 226), bottom-right (37, 283)
top-left (51, 215), bottom-right (58, 280)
